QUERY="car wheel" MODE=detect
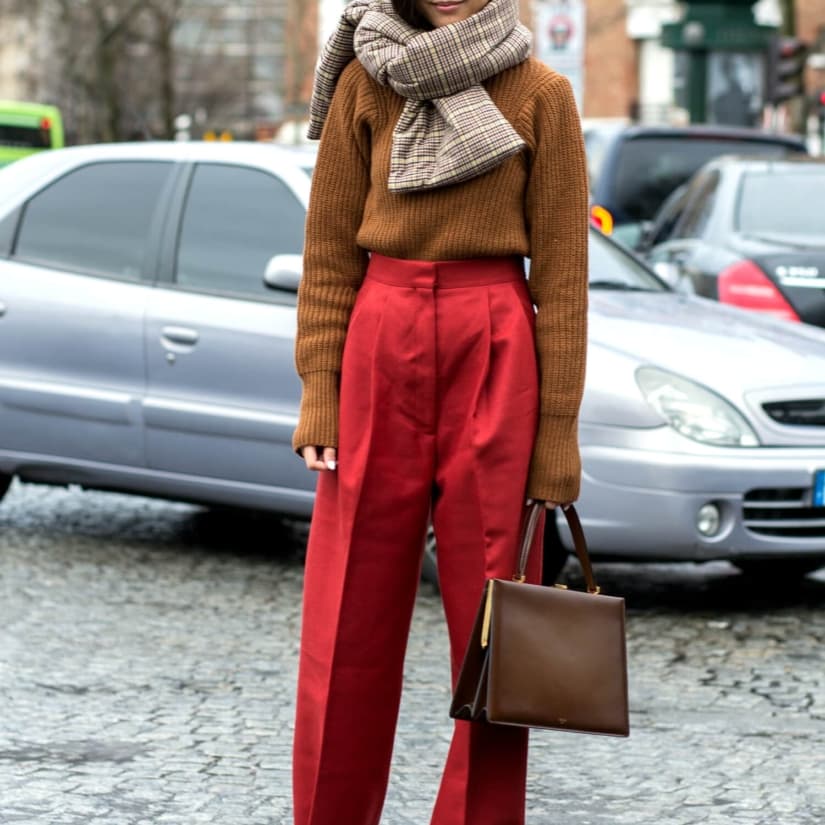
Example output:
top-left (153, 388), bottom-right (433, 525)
top-left (734, 558), bottom-right (825, 580)
top-left (0, 473), bottom-right (10, 502)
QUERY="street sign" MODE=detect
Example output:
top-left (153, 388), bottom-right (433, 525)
top-left (533, 0), bottom-right (585, 110)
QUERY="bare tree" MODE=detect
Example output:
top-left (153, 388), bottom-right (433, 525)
top-left (2, 0), bottom-right (154, 141)
top-left (1, 0), bottom-right (298, 143)
top-left (139, 0), bottom-right (185, 138)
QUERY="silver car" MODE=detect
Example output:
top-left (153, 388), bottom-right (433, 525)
top-left (577, 242), bottom-right (825, 577)
top-left (1, 142), bottom-right (824, 577)
top-left (0, 142), bottom-right (315, 516)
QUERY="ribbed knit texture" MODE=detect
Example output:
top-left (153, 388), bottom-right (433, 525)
top-left (294, 56), bottom-right (589, 503)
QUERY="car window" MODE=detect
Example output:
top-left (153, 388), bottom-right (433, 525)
top-left (612, 137), bottom-right (799, 223)
top-left (175, 163), bottom-right (305, 298)
top-left (0, 123), bottom-right (51, 149)
top-left (736, 168), bottom-right (825, 238)
top-left (14, 161), bottom-right (173, 280)
top-left (645, 185), bottom-right (689, 248)
top-left (583, 128), bottom-right (615, 189)
top-left (673, 170), bottom-right (721, 239)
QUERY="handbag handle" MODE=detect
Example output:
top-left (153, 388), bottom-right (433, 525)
top-left (514, 503), bottom-right (601, 595)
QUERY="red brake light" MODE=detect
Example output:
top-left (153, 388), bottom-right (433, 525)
top-left (718, 260), bottom-right (800, 322)
top-left (40, 117), bottom-right (51, 130)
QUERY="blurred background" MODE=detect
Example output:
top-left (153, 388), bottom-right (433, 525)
top-left (0, 0), bottom-right (822, 149)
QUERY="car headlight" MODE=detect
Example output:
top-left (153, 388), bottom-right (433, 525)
top-left (636, 367), bottom-right (759, 447)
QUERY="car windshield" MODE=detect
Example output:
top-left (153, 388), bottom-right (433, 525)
top-left (588, 229), bottom-right (665, 291)
top-left (584, 126), bottom-right (621, 187)
top-left (736, 168), bottom-right (825, 238)
top-left (613, 137), bottom-right (797, 223)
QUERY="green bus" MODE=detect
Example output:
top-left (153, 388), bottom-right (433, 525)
top-left (0, 100), bottom-right (64, 167)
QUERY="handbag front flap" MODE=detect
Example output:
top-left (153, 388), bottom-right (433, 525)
top-left (486, 580), bottom-right (629, 735)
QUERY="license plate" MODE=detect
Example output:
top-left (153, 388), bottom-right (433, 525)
top-left (815, 471), bottom-right (825, 508)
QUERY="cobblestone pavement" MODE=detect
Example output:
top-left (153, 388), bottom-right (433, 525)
top-left (1, 479), bottom-right (824, 825)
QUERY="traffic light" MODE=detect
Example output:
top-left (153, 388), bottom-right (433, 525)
top-left (766, 36), bottom-right (809, 103)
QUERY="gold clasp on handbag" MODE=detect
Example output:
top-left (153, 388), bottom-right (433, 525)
top-left (480, 581), bottom-right (494, 649)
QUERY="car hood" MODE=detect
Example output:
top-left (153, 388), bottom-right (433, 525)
top-left (584, 290), bottom-right (825, 429)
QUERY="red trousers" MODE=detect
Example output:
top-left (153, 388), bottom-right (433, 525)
top-left (293, 253), bottom-right (543, 825)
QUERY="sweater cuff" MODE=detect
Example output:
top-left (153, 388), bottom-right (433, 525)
top-left (292, 371), bottom-right (340, 454)
top-left (526, 414), bottom-right (581, 503)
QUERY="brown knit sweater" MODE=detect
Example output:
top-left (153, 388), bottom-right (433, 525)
top-left (293, 56), bottom-right (589, 503)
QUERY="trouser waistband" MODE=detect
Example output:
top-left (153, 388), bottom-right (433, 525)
top-left (366, 252), bottom-right (525, 289)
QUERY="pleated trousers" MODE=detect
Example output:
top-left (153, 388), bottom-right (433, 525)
top-left (292, 252), bottom-right (543, 825)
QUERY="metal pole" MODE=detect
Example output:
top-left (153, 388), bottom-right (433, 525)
top-left (688, 50), bottom-right (708, 123)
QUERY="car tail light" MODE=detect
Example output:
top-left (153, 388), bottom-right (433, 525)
top-left (717, 260), bottom-right (800, 322)
top-left (590, 205), bottom-right (614, 235)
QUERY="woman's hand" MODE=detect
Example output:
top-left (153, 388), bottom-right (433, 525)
top-left (301, 446), bottom-right (338, 472)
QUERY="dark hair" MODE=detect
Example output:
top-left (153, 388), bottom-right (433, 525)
top-left (392, 0), bottom-right (432, 30)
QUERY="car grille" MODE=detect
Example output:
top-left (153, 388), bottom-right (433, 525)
top-left (762, 399), bottom-right (825, 427)
top-left (743, 488), bottom-right (825, 537)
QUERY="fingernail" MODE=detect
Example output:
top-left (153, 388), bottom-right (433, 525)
top-left (326, 460), bottom-right (337, 471)
top-left (525, 498), bottom-right (533, 506)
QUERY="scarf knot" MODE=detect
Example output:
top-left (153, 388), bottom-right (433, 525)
top-left (308, 0), bottom-right (531, 193)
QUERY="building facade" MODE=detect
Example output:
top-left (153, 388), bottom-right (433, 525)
top-left (0, 12), bottom-right (29, 100)
top-left (1, 0), bottom-right (819, 143)
top-left (172, 0), bottom-right (293, 138)
top-left (798, 0), bottom-right (825, 94)
top-left (0, 8), bottom-right (54, 104)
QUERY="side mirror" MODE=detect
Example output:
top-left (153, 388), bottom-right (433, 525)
top-left (264, 254), bottom-right (302, 292)
top-left (635, 220), bottom-right (654, 251)
top-left (612, 222), bottom-right (642, 250)
top-left (653, 261), bottom-right (694, 294)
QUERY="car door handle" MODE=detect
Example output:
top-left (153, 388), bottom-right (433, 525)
top-left (161, 326), bottom-right (199, 346)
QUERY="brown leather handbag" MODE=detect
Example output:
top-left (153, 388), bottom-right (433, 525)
top-left (450, 503), bottom-right (629, 737)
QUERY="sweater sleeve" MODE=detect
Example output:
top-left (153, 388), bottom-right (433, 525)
top-left (522, 73), bottom-right (589, 503)
top-left (292, 61), bottom-right (373, 454)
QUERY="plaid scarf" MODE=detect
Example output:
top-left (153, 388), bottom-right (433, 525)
top-left (308, 0), bottom-right (531, 193)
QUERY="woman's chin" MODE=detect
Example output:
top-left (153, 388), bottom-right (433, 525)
top-left (422, 1), bottom-right (473, 26)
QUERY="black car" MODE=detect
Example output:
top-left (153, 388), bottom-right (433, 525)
top-left (640, 155), bottom-right (825, 328)
top-left (585, 124), bottom-right (808, 248)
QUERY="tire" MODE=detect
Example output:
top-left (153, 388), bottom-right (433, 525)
top-left (734, 558), bottom-right (825, 580)
top-left (0, 473), bottom-right (10, 503)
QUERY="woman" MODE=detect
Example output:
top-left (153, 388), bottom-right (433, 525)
top-left (291, 0), bottom-right (588, 823)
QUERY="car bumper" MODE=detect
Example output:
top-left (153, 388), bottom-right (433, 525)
top-left (564, 442), bottom-right (825, 561)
